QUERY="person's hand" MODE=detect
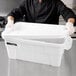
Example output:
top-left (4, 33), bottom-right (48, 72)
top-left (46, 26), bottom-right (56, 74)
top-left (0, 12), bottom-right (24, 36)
top-left (5, 16), bottom-right (14, 31)
top-left (5, 20), bottom-right (14, 31)
top-left (65, 22), bottom-right (75, 35)
top-left (2, 19), bottom-right (14, 38)
top-left (5, 19), bottom-right (14, 28)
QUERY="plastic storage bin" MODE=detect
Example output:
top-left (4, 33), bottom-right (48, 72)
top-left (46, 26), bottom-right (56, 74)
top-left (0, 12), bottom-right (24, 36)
top-left (1, 22), bottom-right (72, 67)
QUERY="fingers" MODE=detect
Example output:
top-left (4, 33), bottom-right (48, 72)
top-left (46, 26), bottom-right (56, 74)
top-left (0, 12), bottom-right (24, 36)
top-left (6, 16), bottom-right (14, 28)
top-left (65, 22), bottom-right (75, 35)
top-left (5, 20), bottom-right (14, 31)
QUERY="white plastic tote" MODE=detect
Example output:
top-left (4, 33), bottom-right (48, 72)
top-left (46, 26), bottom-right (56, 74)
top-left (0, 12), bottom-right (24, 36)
top-left (1, 22), bottom-right (73, 67)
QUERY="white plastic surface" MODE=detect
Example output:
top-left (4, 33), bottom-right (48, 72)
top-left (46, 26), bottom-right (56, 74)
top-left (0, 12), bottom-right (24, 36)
top-left (3, 22), bottom-right (69, 38)
top-left (1, 22), bottom-right (73, 67)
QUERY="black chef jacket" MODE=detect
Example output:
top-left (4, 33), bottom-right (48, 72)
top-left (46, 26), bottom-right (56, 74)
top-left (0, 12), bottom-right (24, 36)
top-left (8, 0), bottom-right (76, 25)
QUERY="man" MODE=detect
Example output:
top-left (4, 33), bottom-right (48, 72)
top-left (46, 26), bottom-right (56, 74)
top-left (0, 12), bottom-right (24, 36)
top-left (6, 0), bottom-right (76, 35)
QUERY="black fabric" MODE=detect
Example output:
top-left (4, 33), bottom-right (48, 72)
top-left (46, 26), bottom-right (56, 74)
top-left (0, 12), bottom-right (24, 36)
top-left (8, 0), bottom-right (76, 25)
top-left (74, 15), bottom-right (76, 26)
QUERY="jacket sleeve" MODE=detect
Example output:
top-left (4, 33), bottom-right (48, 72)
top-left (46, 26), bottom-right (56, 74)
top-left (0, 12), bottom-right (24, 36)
top-left (56, 0), bottom-right (76, 26)
top-left (7, 0), bottom-right (26, 22)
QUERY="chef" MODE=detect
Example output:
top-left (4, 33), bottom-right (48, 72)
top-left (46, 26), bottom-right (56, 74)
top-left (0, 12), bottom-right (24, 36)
top-left (6, 0), bottom-right (76, 35)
